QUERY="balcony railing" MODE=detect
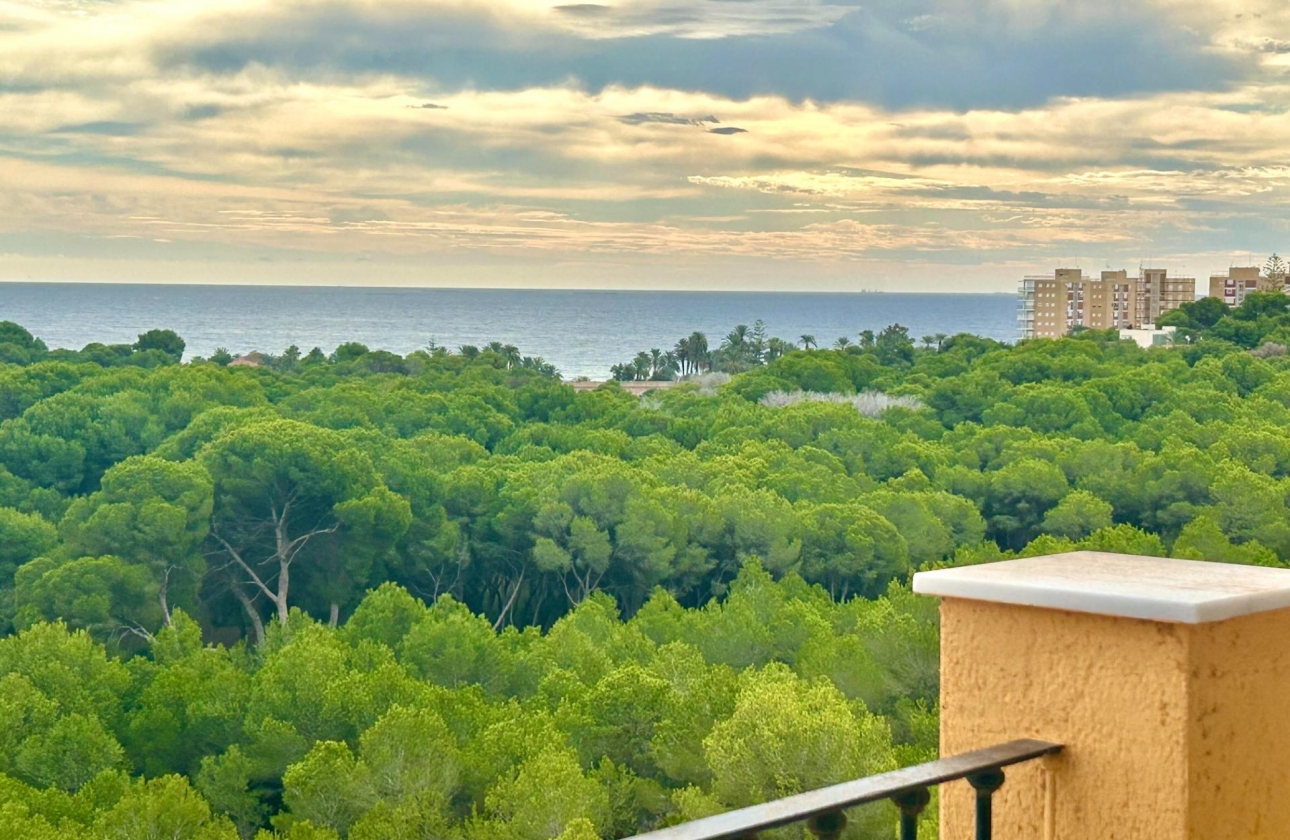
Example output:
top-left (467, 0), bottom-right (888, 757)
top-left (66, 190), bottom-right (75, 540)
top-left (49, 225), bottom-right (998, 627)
top-left (625, 739), bottom-right (1062, 840)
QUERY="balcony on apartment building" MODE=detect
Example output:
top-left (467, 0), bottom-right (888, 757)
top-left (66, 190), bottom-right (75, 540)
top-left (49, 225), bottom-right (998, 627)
top-left (628, 552), bottom-right (1290, 840)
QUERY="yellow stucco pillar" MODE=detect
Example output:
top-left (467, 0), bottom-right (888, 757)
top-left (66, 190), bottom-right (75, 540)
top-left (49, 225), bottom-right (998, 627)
top-left (912, 551), bottom-right (1290, 840)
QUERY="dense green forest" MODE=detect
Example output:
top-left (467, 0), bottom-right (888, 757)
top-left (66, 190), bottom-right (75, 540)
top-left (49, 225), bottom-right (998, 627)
top-left (2, 291), bottom-right (1290, 840)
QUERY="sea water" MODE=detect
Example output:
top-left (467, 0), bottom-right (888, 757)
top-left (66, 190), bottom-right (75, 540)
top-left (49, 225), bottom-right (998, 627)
top-left (0, 284), bottom-right (1016, 379)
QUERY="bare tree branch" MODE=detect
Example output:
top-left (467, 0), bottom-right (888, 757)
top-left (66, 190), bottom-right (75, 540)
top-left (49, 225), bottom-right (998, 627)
top-left (493, 568), bottom-right (525, 631)
top-left (211, 530), bottom-right (278, 603)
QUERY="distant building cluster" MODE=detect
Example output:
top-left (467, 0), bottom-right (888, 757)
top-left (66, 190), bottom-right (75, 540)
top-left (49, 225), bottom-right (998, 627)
top-left (1018, 267), bottom-right (1195, 340)
top-left (1207, 266), bottom-right (1282, 308)
top-left (1018, 262), bottom-right (1287, 340)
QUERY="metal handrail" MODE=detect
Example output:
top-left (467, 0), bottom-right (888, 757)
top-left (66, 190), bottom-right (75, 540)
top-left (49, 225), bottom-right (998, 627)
top-left (625, 739), bottom-right (1062, 840)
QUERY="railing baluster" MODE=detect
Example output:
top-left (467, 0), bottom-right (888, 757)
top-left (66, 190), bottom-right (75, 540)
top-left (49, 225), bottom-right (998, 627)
top-left (967, 768), bottom-right (1006, 840)
top-left (805, 810), bottom-right (847, 840)
top-left (621, 740), bottom-right (1059, 840)
top-left (891, 788), bottom-right (931, 840)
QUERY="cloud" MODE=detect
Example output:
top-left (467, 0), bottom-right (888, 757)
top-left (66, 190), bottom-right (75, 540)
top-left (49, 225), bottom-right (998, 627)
top-left (1239, 38), bottom-right (1290, 55)
top-left (554, 4), bottom-right (610, 16)
top-left (52, 120), bottom-right (145, 135)
top-left (545, 0), bottom-right (851, 39)
top-left (617, 112), bottom-right (719, 126)
top-left (182, 103), bottom-right (224, 120)
top-left (0, 0), bottom-right (1244, 110)
top-left (1, 0), bottom-right (1289, 289)
top-left (3, 77), bottom-right (1287, 266)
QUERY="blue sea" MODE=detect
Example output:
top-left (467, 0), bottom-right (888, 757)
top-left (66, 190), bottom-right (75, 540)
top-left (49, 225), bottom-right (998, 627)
top-left (0, 284), bottom-right (1016, 379)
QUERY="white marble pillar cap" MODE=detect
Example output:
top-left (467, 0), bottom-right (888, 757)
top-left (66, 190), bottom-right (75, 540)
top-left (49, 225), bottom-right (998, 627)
top-left (912, 551), bottom-right (1290, 624)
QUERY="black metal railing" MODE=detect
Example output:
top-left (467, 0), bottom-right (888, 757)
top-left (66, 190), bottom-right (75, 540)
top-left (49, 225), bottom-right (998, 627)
top-left (626, 739), bottom-right (1062, 840)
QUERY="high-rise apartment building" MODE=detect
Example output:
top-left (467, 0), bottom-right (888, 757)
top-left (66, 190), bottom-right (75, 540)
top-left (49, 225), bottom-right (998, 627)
top-left (1208, 266), bottom-right (1268, 307)
top-left (1018, 267), bottom-right (1195, 340)
top-left (1139, 267), bottom-right (1196, 325)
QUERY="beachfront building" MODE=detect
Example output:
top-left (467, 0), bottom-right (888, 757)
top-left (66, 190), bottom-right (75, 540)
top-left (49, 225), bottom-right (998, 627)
top-left (1139, 267), bottom-right (1196, 325)
top-left (1018, 267), bottom-right (1194, 340)
top-left (1019, 268), bottom-right (1134, 340)
top-left (1208, 266), bottom-right (1270, 307)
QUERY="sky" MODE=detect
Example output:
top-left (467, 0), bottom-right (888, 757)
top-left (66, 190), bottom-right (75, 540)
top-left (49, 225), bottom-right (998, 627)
top-left (1, 0), bottom-right (1288, 292)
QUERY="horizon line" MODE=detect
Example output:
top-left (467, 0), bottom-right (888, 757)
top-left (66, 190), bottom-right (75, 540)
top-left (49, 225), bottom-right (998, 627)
top-left (0, 279), bottom-right (1016, 296)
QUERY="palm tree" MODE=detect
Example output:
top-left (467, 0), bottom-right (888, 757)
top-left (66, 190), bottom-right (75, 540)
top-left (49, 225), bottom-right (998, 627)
top-left (724, 324), bottom-right (750, 350)
top-left (521, 356), bottom-right (557, 377)
top-left (649, 348), bottom-right (665, 379)
top-left (834, 336), bottom-right (852, 350)
top-left (673, 337), bottom-right (691, 376)
top-left (633, 351), bottom-right (652, 381)
top-left (689, 332), bottom-right (710, 372)
top-left (661, 350), bottom-right (679, 378)
top-left (719, 326), bottom-right (744, 368)
top-left (934, 333), bottom-right (948, 351)
top-left (718, 325), bottom-right (755, 372)
top-left (502, 345), bottom-right (522, 369)
top-left (921, 335), bottom-right (936, 350)
top-left (458, 345), bottom-right (480, 359)
top-left (800, 334), bottom-right (817, 351)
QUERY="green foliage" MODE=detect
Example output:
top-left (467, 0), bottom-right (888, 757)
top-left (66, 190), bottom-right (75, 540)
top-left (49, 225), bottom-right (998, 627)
top-left (705, 665), bottom-right (894, 804)
top-left (482, 745), bottom-right (609, 840)
top-left (0, 508), bottom-right (57, 579)
top-left (13, 712), bottom-right (125, 792)
top-left (704, 665), bottom-right (895, 837)
top-left (198, 746), bottom-right (268, 839)
top-left (0, 570), bottom-right (934, 838)
top-left (1040, 490), bottom-right (1114, 540)
top-left (799, 504), bottom-right (908, 598)
top-left (2, 318), bottom-right (1289, 838)
top-left (1163, 291), bottom-right (1290, 348)
top-left (96, 774), bottom-right (236, 840)
top-left (59, 456), bottom-right (213, 628)
top-left (126, 613), bottom-right (251, 777)
top-left (282, 741), bottom-right (375, 836)
top-left (0, 508), bottom-right (58, 629)
top-left (984, 458), bottom-right (1069, 548)
top-left (200, 420), bottom-right (410, 637)
top-left (0, 321), bottom-right (50, 365)
top-left (13, 554), bottom-right (163, 643)
top-left (359, 705), bottom-right (458, 802)
top-left (134, 330), bottom-right (187, 363)
top-left (1172, 514), bottom-right (1281, 567)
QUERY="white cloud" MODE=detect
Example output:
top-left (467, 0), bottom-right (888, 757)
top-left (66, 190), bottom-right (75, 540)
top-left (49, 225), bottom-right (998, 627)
top-left (1, 0), bottom-right (1289, 288)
